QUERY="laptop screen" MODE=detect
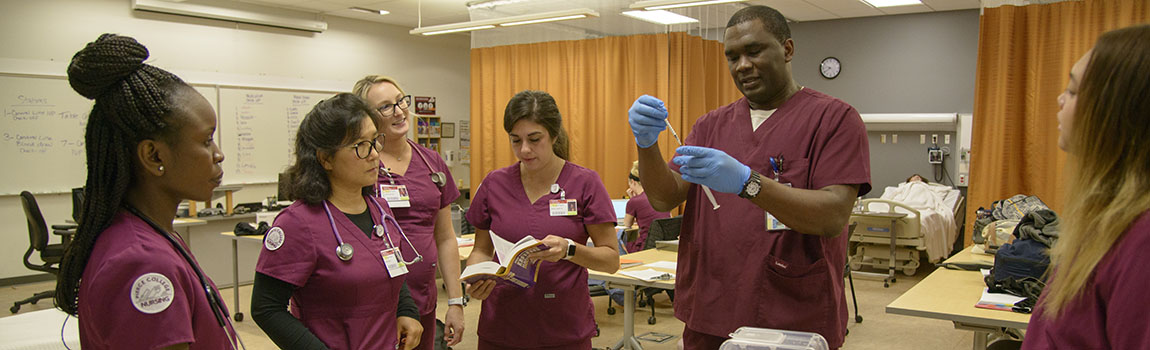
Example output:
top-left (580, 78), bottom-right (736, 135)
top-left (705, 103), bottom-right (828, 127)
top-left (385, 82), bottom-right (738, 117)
top-left (612, 199), bottom-right (629, 223)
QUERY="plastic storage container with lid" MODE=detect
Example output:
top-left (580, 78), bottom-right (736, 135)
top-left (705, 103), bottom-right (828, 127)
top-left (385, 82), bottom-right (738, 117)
top-left (718, 327), bottom-right (829, 350)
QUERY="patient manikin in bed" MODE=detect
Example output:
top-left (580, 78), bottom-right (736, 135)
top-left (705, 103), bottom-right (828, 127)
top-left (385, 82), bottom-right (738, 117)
top-left (878, 174), bottom-right (960, 262)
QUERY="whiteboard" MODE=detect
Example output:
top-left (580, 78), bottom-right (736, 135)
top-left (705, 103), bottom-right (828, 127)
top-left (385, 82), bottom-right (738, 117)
top-left (217, 88), bottom-right (337, 185)
top-left (0, 73), bottom-right (216, 195)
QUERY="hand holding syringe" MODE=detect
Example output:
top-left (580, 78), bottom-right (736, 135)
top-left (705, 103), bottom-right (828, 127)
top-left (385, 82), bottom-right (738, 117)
top-left (665, 122), bottom-right (721, 210)
top-left (628, 95), bottom-right (722, 210)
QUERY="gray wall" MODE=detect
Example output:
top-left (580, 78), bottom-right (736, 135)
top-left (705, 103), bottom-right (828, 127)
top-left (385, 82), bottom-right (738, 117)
top-left (788, 9), bottom-right (979, 196)
top-left (866, 131), bottom-right (959, 197)
top-left (791, 9), bottom-right (979, 114)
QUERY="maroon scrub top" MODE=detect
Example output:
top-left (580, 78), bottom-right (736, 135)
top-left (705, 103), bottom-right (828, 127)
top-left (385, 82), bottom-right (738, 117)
top-left (465, 161), bottom-right (616, 348)
top-left (625, 192), bottom-right (671, 253)
top-left (669, 89), bottom-right (871, 348)
top-left (1022, 211), bottom-right (1150, 350)
top-left (256, 197), bottom-right (407, 350)
top-left (377, 141), bottom-right (460, 316)
top-left (78, 211), bottom-right (234, 349)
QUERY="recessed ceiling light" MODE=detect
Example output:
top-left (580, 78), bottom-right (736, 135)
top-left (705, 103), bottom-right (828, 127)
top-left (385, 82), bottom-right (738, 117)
top-left (622, 10), bottom-right (699, 25)
top-left (349, 7), bottom-right (389, 15)
top-left (861, 0), bottom-right (922, 7)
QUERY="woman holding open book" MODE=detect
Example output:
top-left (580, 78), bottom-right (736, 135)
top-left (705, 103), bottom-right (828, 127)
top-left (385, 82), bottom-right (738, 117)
top-left (464, 90), bottom-right (621, 349)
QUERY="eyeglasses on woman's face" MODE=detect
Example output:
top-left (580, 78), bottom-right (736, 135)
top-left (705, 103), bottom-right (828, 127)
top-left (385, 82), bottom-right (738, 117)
top-left (349, 137), bottom-right (384, 159)
top-left (377, 95), bottom-right (411, 117)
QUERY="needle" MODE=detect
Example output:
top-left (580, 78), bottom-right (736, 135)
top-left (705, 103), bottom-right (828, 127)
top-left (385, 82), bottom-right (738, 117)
top-left (666, 121), bottom-right (720, 210)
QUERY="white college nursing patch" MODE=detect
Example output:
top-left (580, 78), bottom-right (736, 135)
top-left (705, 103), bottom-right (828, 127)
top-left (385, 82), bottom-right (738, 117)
top-left (131, 273), bottom-right (175, 314)
top-left (264, 227), bottom-right (285, 251)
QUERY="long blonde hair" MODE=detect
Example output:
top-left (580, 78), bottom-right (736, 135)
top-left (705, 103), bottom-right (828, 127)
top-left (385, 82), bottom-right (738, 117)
top-left (1041, 24), bottom-right (1150, 318)
top-left (352, 75), bottom-right (406, 100)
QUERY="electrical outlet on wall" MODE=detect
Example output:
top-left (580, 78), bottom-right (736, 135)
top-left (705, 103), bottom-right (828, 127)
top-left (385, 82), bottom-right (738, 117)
top-left (920, 134), bottom-right (926, 144)
top-left (958, 173), bottom-right (969, 186)
top-left (944, 134), bottom-right (951, 144)
top-left (931, 134), bottom-right (939, 144)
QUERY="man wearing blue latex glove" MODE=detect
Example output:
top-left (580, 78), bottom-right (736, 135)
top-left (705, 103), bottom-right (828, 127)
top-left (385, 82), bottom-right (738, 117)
top-left (628, 5), bottom-right (871, 350)
top-left (671, 146), bottom-right (750, 194)
top-left (628, 94), bottom-right (668, 148)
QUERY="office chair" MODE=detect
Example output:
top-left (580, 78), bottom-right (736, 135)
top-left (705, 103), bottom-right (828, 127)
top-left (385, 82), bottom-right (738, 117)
top-left (846, 222), bottom-right (863, 324)
top-left (634, 216), bottom-right (681, 324)
top-left (12, 191), bottom-right (76, 313)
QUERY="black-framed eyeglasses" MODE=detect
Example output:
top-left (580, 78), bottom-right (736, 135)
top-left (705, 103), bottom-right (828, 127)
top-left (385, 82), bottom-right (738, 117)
top-left (377, 95), bottom-right (411, 117)
top-left (349, 138), bottom-right (383, 159)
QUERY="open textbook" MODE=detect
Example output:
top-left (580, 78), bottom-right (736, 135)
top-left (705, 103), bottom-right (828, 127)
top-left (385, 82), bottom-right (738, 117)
top-left (460, 233), bottom-right (549, 288)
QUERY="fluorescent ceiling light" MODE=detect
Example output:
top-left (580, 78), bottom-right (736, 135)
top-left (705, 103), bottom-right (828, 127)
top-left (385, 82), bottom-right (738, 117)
top-left (467, 0), bottom-right (530, 10)
top-left (622, 10), bottom-right (699, 25)
top-left (630, 0), bottom-right (748, 10)
top-left (502, 14), bottom-right (588, 26)
top-left (132, 0), bottom-right (327, 32)
top-left (423, 25), bottom-right (497, 35)
top-left (410, 8), bottom-right (598, 36)
top-left (349, 7), bottom-right (389, 15)
top-left (860, 0), bottom-right (922, 7)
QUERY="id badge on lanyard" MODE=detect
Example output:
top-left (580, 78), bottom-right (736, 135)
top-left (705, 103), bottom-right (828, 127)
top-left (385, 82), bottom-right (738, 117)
top-left (381, 248), bottom-right (409, 277)
top-left (765, 156), bottom-right (791, 231)
top-left (379, 184), bottom-right (411, 208)
top-left (550, 199), bottom-right (578, 216)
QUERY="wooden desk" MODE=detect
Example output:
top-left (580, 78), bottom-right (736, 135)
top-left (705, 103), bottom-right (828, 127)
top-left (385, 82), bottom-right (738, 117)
top-left (588, 248), bottom-right (677, 350)
top-left (219, 231), bottom-right (264, 322)
top-left (887, 246), bottom-right (1029, 350)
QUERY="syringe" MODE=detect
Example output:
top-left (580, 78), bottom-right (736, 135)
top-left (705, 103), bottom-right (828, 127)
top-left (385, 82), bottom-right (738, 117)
top-left (666, 121), bottom-right (721, 210)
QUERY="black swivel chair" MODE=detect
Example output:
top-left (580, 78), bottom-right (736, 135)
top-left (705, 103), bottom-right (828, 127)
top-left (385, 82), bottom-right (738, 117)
top-left (12, 191), bottom-right (76, 313)
top-left (846, 222), bottom-right (863, 324)
top-left (635, 215), bottom-right (681, 324)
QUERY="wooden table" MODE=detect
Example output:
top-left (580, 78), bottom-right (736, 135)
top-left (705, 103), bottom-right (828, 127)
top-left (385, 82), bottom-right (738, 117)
top-left (886, 246), bottom-right (1030, 350)
top-left (219, 231), bottom-right (263, 322)
top-left (588, 248), bottom-right (677, 350)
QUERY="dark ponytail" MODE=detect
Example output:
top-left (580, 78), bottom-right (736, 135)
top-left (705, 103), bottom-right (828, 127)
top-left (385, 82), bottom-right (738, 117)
top-left (56, 34), bottom-right (188, 315)
top-left (502, 90), bottom-right (570, 160)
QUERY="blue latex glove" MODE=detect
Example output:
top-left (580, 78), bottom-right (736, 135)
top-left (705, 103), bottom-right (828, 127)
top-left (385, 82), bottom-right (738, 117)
top-left (628, 95), bottom-right (668, 148)
top-left (672, 146), bottom-right (751, 194)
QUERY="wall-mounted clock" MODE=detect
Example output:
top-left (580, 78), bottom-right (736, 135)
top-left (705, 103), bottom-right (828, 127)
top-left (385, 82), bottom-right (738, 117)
top-left (820, 57), bottom-right (841, 79)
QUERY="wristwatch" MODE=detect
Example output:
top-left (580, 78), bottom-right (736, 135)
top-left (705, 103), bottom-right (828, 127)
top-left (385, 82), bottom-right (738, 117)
top-left (447, 297), bottom-right (465, 307)
top-left (739, 171), bottom-right (762, 199)
top-left (562, 238), bottom-right (577, 260)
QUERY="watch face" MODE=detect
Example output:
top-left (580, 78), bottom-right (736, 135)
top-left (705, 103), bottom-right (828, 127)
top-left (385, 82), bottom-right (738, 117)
top-left (820, 57), bottom-right (841, 79)
top-left (747, 181), bottom-right (761, 196)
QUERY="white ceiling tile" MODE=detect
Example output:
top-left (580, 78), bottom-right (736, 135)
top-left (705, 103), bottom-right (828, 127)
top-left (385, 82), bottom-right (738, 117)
top-left (921, 0), bottom-right (981, 11)
top-left (752, 0), bottom-right (840, 21)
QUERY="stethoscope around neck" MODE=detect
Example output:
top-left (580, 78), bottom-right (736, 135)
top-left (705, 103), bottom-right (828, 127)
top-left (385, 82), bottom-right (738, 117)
top-left (321, 197), bottom-right (423, 263)
top-left (380, 139), bottom-right (447, 188)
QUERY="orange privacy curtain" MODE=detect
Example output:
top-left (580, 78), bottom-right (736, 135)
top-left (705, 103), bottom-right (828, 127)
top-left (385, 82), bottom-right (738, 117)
top-left (968, 0), bottom-right (1149, 242)
top-left (469, 32), bottom-right (741, 198)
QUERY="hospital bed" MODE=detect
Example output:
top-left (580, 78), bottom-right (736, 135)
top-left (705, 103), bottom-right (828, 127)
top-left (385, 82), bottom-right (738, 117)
top-left (849, 182), bottom-right (964, 276)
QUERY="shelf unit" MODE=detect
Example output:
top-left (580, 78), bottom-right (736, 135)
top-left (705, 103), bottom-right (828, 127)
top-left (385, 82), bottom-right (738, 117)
top-left (416, 116), bottom-right (441, 152)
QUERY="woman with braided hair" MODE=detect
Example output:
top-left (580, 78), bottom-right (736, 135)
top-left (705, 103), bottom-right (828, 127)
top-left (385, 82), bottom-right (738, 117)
top-left (55, 34), bottom-right (237, 349)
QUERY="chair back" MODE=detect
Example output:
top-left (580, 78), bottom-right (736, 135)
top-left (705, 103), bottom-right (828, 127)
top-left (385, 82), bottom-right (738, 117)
top-left (20, 191), bottom-right (50, 251)
top-left (644, 216), bottom-right (682, 250)
top-left (71, 187), bottom-right (85, 223)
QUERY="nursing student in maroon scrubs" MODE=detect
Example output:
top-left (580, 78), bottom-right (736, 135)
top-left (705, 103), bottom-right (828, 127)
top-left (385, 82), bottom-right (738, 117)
top-left (55, 34), bottom-right (239, 349)
top-left (622, 161), bottom-right (671, 253)
top-left (251, 94), bottom-right (422, 350)
top-left (465, 90), bottom-right (621, 350)
top-left (629, 6), bottom-right (870, 349)
top-left (354, 76), bottom-right (466, 349)
top-left (1020, 25), bottom-right (1150, 350)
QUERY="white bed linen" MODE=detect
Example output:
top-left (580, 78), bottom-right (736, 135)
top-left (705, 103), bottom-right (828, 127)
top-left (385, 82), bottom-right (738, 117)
top-left (871, 181), bottom-right (959, 262)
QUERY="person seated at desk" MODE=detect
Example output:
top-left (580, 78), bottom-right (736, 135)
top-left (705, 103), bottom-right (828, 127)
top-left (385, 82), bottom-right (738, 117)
top-left (55, 34), bottom-right (241, 349)
top-left (251, 93), bottom-right (422, 349)
top-left (623, 161), bottom-right (671, 253)
top-left (464, 90), bottom-right (620, 350)
top-left (1020, 24), bottom-right (1150, 350)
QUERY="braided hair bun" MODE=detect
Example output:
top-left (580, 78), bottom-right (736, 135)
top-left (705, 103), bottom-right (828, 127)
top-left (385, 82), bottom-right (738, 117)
top-left (67, 34), bottom-right (150, 100)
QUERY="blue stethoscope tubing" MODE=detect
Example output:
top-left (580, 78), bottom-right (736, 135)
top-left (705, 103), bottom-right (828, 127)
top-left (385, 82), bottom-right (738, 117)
top-left (321, 196), bottom-right (423, 264)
